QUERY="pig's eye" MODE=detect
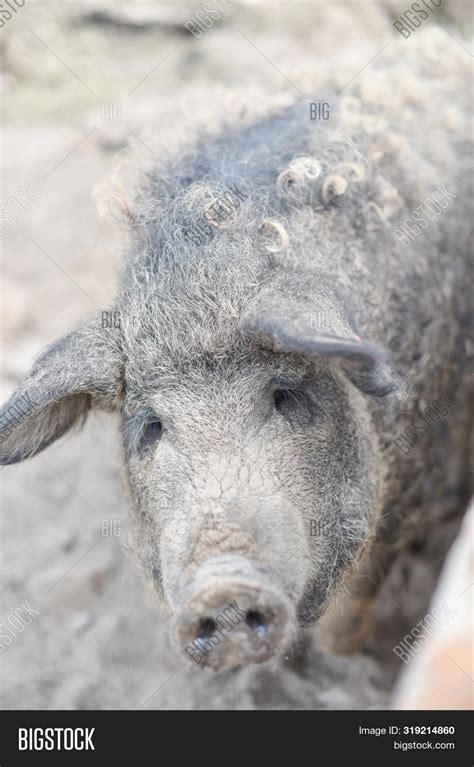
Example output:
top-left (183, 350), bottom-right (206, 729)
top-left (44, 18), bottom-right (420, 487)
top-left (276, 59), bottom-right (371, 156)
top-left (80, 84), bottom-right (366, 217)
top-left (140, 419), bottom-right (163, 450)
top-left (273, 388), bottom-right (298, 413)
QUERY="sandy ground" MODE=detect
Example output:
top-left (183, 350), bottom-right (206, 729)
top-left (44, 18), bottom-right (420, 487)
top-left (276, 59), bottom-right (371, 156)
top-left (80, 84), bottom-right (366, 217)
top-left (1, 0), bottom-right (472, 709)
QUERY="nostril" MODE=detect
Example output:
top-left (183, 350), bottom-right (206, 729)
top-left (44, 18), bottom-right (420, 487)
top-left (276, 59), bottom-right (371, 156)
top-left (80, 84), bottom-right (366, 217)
top-left (197, 617), bottom-right (216, 638)
top-left (175, 581), bottom-right (293, 670)
top-left (245, 610), bottom-right (266, 639)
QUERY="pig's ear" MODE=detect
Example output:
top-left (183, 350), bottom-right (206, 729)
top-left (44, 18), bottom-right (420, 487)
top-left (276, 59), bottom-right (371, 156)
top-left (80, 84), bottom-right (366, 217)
top-left (0, 314), bottom-right (123, 465)
top-left (241, 282), bottom-right (399, 397)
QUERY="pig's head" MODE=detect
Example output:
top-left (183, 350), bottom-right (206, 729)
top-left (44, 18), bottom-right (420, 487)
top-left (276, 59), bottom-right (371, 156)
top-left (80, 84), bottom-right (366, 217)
top-left (0, 257), bottom-right (398, 671)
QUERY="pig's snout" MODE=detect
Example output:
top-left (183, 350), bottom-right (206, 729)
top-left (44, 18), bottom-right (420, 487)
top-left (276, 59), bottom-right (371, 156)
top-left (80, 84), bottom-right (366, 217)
top-left (174, 578), bottom-right (293, 671)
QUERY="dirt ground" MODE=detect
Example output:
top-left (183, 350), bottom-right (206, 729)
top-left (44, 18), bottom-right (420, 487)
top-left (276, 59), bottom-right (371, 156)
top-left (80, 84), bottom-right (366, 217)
top-left (1, 0), bottom-right (472, 709)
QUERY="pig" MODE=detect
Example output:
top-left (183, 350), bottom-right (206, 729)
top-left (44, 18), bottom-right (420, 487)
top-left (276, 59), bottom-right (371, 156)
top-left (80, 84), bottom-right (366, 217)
top-left (1, 27), bottom-right (472, 671)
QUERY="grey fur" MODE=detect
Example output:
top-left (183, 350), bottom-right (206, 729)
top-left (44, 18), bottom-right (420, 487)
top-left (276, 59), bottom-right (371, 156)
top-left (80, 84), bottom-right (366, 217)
top-left (1, 27), bottom-right (472, 665)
